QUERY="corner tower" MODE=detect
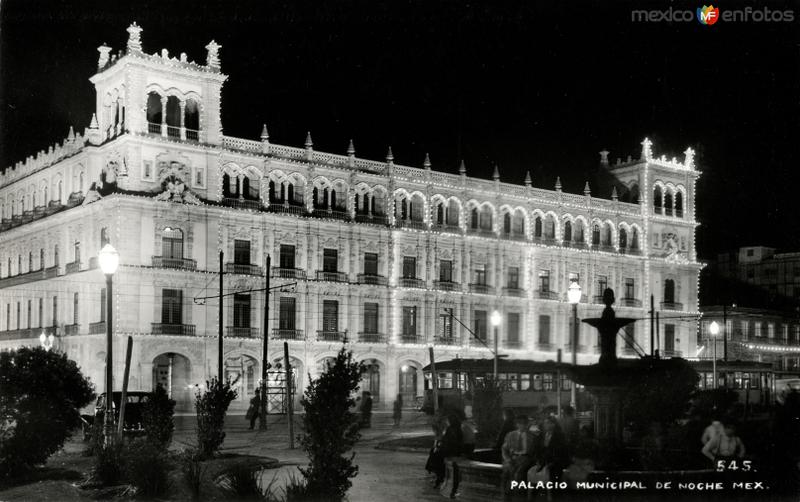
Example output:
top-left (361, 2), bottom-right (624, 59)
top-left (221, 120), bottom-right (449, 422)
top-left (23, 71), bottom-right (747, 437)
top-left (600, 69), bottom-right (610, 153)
top-left (88, 22), bottom-right (227, 145)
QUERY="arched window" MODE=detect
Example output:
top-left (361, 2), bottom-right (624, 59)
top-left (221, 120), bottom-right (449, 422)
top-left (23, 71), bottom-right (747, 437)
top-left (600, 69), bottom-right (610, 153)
top-left (222, 174), bottom-right (235, 198)
top-left (664, 279), bottom-right (675, 304)
top-left (630, 183), bottom-right (640, 204)
top-left (57, 180), bottom-right (63, 202)
top-left (603, 225), bottom-right (612, 246)
top-left (184, 99), bottom-right (200, 136)
top-left (592, 224), bottom-right (600, 246)
top-left (544, 217), bottom-right (555, 239)
top-left (479, 208), bottom-right (492, 230)
top-left (446, 200), bottom-right (459, 226)
top-left (268, 180), bottom-right (277, 203)
top-left (534, 217), bottom-right (543, 238)
top-left (574, 221), bottom-right (584, 243)
top-left (619, 228), bottom-right (628, 249)
top-left (28, 252), bottom-right (33, 273)
top-left (470, 208), bottom-right (479, 229)
top-left (410, 196), bottom-right (423, 221)
top-left (39, 249), bottom-right (44, 270)
top-left (512, 212), bottom-right (524, 235)
top-left (400, 198), bottom-right (408, 220)
top-left (675, 191), bottom-right (684, 218)
top-left (437, 203), bottom-right (445, 225)
top-left (664, 190), bottom-right (673, 216)
top-left (100, 227), bottom-right (110, 248)
top-left (631, 228), bottom-right (639, 249)
top-left (54, 245), bottom-right (59, 266)
top-left (162, 228), bottom-right (184, 259)
top-left (503, 213), bottom-right (511, 234)
top-left (563, 221), bottom-right (572, 243)
top-left (165, 96), bottom-right (181, 136)
top-left (653, 186), bottom-right (663, 214)
top-left (146, 92), bottom-right (162, 129)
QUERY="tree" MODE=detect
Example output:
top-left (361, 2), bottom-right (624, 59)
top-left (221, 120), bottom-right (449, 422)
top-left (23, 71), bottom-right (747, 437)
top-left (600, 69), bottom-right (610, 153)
top-left (142, 383), bottom-right (176, 450)
top-left (0, 346), bottom-right (95, 478)
top-left (194, 377), bottom-right (238, 459)
top-left (298, 347), bottom-right (365, 501)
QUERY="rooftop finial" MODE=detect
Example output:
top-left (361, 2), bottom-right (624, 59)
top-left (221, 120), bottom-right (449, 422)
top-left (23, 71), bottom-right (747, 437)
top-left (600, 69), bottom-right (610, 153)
top-left (584, 181), bottom-right (591, 196)
top-left (386, 147), bottom-right (394, 162)
top-left (305, 131), bottom-right (313, 149)
top-left (423, 153), bottom-right (431, 170)
top-left (684, 147), bottom-right (695, 169)
top-left (89, 113), bottom-right (99, 130)
top-left (97, 44), bottom-right (112, 69)
top-left (611, 186), bottom-right (618, 201)
top-left (524, 171), bottom-right (532, 187)
top-left (492, 164), bottom-right (500, 181)
top-left (641, 137), bottom-right (653, 160)
top-left (599, 149), bottom-right (609, 165)
top-left (555, 176), bottom-right (562, 191)
top-left (459, 160), bottom-right (466, 175)
top-left (260, 124), bottom-right (269, 141)
top-left (205, 40), bottom-right (221, 69)
top-left (67, 126), bottom-right (75, 142)
top-left (126, 22), bottom-right (143, 52)
top-left (347, 139), bottom-right (355, 156)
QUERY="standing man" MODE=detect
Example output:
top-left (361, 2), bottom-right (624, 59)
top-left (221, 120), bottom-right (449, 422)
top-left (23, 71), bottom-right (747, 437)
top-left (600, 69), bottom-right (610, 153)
top-left (247, 388), bottom-right (261, 430)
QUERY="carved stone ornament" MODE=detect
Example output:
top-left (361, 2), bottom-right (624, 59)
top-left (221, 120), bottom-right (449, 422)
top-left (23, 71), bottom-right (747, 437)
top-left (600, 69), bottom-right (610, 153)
top-left (155, 160), bottom-right (201, 205)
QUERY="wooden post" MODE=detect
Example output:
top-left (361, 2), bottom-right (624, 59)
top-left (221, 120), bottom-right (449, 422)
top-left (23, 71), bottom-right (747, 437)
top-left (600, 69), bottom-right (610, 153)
top-left (655, 312), bottom-right (661, 359)
top-left (259, 254), bottom-right (271, 430)
top-left (219, 251), bottom-right (224, 379)
top-left (429, 346), bottom-right (438, 415)
top-left (284, 342), bottom-right (294, 449)
top-left (556, 348), bottom-right (562, 418)
top-left (117, 336), bottom-right (133, 438)
top-left (650, 295), bottom-right (654, 356)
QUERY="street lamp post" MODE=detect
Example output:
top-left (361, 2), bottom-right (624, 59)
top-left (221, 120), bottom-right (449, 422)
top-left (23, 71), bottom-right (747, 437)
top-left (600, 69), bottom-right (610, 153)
top-left (98, 244), bottom-right (119, 446)
top-left (490, 310), bottom-right (502, 381)
top-left (567, 280), bottom-right (582, 410)
top-left (709, 321), bottom-right (720, 389)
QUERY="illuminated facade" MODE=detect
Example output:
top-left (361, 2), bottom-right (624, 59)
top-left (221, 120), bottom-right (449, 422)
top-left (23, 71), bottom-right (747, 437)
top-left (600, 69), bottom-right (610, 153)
top-left (0, 24), bottom-right (702, 410)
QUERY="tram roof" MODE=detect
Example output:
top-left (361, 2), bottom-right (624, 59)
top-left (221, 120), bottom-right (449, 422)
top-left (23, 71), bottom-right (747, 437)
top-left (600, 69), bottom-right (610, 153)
top-left (422, 358), bottom-right (571, 373)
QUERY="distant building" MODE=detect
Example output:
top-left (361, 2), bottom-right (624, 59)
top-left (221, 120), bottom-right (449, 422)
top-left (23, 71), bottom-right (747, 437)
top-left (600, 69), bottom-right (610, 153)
top-left (0, 24), bottom-right (702, 411)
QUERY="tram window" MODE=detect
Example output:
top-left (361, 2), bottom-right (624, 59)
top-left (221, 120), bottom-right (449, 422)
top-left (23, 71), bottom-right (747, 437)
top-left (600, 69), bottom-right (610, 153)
top-left (560, 374), bottom-right (571, 390)
top-left (520, 374), bottom-right (531, 391)
top-left (508, 373), bottom-right (519, 391)
top-left (533, 374), bottom-right (543, 391)
top-left (733, 371), bottom-right (743, 389)
top-left (543, 373), bottom-right (554, 391)
top-left (438, 372), bottom-right (453, 389)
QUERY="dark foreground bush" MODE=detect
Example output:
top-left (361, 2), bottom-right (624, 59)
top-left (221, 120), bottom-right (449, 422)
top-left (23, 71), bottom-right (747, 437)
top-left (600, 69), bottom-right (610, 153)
top-left (142, 383), bottom-right (176, 450)
top-left (179, 449), bottom-right (206, 500)
top-left (0, 347), bottom-right (95, 478)
top-left (218, 462), bottom-right (264, 500)
top-left (93, 441), bottom-right (125, 486)
top-left (125, 438), bottom-right (171, 497)
top-left (195, 377), bottom-right (238, 459)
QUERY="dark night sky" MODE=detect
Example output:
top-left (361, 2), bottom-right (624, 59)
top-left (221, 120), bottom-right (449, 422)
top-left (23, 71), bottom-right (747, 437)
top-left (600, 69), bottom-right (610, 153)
top-left (1, 0), bottom-right (798, 260)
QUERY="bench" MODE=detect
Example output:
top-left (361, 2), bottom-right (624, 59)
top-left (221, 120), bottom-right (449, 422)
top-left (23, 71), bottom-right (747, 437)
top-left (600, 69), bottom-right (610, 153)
top-left (440, 458), bottom-right (503, 501)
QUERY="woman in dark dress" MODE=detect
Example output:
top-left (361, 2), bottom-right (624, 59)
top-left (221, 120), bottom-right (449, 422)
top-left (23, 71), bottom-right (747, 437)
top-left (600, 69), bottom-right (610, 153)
top-left (532, 415), bottom-right (570, 482)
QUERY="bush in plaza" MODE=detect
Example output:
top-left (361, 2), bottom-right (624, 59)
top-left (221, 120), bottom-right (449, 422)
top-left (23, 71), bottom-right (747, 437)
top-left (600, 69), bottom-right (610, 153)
top-left (194, 376), bottom-right (238, 459)
top-left (179, 449), bottom-right (206, 500)
top-left (92, 440), bottom-right (125, 486)
top-left (471, 378), bottom-right (504, 443)
top-left (124, 438), bottom-right (171, 496)
top-left (142, 383), bottom-right (176, 450)
top-left (297, 347), bottom-right (366, 501)
top-left (0, 346), bottom-right (95, 478)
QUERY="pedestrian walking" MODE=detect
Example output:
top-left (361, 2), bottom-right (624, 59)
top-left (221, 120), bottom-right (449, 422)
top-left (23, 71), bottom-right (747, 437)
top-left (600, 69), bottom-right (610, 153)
top-left (393, 393), bottom-right (403, 426)
top-left (439, 414), bottom-right (464, 499)
top-left (246, 388), bottom-right (261, 430)
top-left (360, 391), bottom-right (373, 428)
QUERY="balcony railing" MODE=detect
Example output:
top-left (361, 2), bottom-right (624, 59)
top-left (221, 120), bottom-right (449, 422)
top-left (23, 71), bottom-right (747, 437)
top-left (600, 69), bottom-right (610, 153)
top-left (185, 128), bottom-right (199, 141)
top-left (225, 263), bottom-right (263, 276)
top-left (44, 266), bottom-right (59, 278)
top-left (400, 335), bottom-right (423, 344)
top-left (433, 223), bottom-right (463, 234)
top-left (147, 122), bottom-right (161, 134)
top-left (536, 342), bottom-right (555, 351)
top-left (505, 340), bottom-right (523, 349)
top-left (0, 267), bottom-right (59, 288)
top-left (226, 326), bottom-right (260, 338)
top-left (397, 219), bottom-right (427, 230)
top-left (65, 261), bottom-right (81, 274)
top-left (434, 336), bottom-right (459, 346)
top-left (151, 256), bottom-right (197, 270)
top-left (267, 203), bottom-right (307, 216)
top-left (357, 274), bottom-right (388, 286)
top-left (502, 287), bottom-right (526, 298)
top-left (317, 330), bottom-right (347, 342)
top-left (358, 332), bottom-right (386, 343)
top-left (316, 271), bottom-right (348, 282)
top-left (223, 197), bottom-right (262, 211)
top-left (272, 268), bottom-right (307, 279)
top-left (354, 213), bottom-right (388, 225)
top-left (534, 290), bottom-right (559, 300)
top-left (0, 327), bottom-right (48, 341)
top-left (89, 321), bottom-right (106, 335)
top-left (595, 244), bottom-right (616, 253)
top-left (433, 280), bottom-right (460, 292)
top-left (501, 232), bottom-right (527, 242)
top-left (660, 301), bottom-right (684, 311)
top-left (64, 324), bottom-right (79, 335)
top-left (620, 297), bottom-right (643, 308)
top-left (166, 125), bottom-right (180, 138)
top-left (271, 329), bottom-right (304, 340)
top-left (467, 228), bottom-right (497, 238)
top-left (399, 277), bottom-right (426, 289)
top-left (151, 323), bottom-right (196, 336)
top-left (469, 283), bottom-right (492, 295)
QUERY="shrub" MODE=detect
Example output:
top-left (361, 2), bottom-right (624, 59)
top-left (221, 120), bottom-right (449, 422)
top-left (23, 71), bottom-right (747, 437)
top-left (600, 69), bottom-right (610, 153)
top-left (195, 377), bottom-right (238, 459)
top-left (218, 462), bottom-right (263, 500)
top-left (471, 377), bottom-right (503, 443)
top-left (179, 449), bottom-right (206, 500)
top-left (93, 440), bottom-right (125, 486)
top-left (623, 358), bottom-right (699, 435)
top-left (83, 417), bottom-right (105, 457)
top-left (298, 347), bottom-right (365, 502)
top-left (0, 347), bottom-right (95, 478)
top-left (142, 383), bottom-right (176, 450)
top-left (125, 438), bottom-right (170, 497)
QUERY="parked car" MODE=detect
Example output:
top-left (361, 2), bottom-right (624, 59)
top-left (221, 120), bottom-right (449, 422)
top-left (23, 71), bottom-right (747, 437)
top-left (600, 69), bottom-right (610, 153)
top-left (81, 391), bottom-right (151, 440)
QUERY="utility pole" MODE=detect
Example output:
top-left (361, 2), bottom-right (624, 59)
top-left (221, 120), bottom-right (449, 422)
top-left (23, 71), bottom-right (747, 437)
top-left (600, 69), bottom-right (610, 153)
top-left (655, 311), bottom-right (660, 359)
top-left (429, 346), bottom-right (438, 414)
top-left (259, 254), bottom-right (271, 430)
top-left (722, 304), bottom-right (728, 362)
top-left (650, 294), bottom-right (655, 357)
top-left (284, 342), bottom-right (294, 449)
top-left (218, 251), bottom-right (224, 380)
